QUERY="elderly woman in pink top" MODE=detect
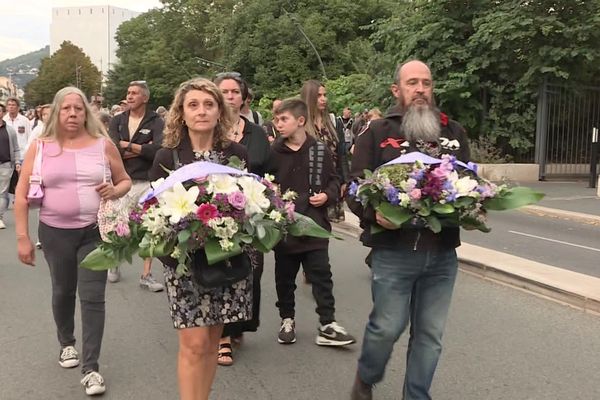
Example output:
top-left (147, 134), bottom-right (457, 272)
top-left (14, 86), bottom-right (131, 396)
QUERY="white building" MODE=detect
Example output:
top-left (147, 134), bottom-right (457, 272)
top-left (50, 5), bottom-right (141, 76)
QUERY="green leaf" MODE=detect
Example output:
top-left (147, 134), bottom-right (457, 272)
top-left (178, 230), bottom-right (191, 243)
top-left (484, 187), bottom-right (545, 210)
top-left (288, 213), bottom-right (333, 239)
top-left (80, 247), bottom-right (118, 271)
top-left (257, 225), bottom-right (283, 251)
top-left (204, 239), bottom-right (242, 265)
top-left (432, 203), bottom-right (455, 214)
top-left (375, 203), bottom-right (411, 228)
top-left (426, 215), bottom-right (442, 233)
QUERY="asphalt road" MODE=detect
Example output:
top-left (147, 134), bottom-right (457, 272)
top-left (1, 219), bottom-right (600, 399)
top-left (461, 209), bottom-right (600, 278)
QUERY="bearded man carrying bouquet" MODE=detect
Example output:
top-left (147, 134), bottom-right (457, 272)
top-left (348, 60), bottom-right (470, 400)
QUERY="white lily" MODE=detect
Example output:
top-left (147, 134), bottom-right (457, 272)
top-left (238, 176), bottom-right (270, 215)
top-left (206, 174), bottom-right (239, 194)
top-left (159, 182), bottom-right (199, 224)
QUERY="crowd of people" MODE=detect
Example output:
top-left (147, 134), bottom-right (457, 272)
top-left (4, 59), bottom-right (470, 400)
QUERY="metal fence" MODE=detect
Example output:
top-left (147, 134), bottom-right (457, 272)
top-left (535, 81), bottom-right (600, 179)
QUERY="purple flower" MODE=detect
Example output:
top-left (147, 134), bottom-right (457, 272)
top-left (227, 191), bottom-right (246, 210)
top-left (348, 181), bottom-right (359, 197)
top-left (385, 186), bottom-right (400, 205)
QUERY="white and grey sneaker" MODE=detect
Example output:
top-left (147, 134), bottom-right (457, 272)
top-left (140, 273), bottom-right (164, 292)
top-left (107, 267), bottom-right (121, 283)
top-left (316, 322), bottom-right (356, 346)
top-left (278, 318), bottom-right (297, 344)
top-left (0, 219), bottom-right (6, 229)
top-left (59, 346), bottom-right (80, 368)
top-left (81, 371), bottom-right (106, 396)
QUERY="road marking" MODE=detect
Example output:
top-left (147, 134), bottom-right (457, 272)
top-left (509, 230), bottom-right (600, 253)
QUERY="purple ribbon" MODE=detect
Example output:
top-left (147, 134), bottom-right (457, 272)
top-left (380, 151), bottom-right (479, 174)
top-left (139, 161), bottom-right (256, 202)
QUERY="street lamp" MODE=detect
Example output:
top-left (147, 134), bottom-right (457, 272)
top-left (283, 8), bottom-right (327, 80)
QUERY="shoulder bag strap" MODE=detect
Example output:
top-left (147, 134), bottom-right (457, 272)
top-left (172, 148), bottom-right (180, 170)
top-left (30, 140), bottom-right (43, 184)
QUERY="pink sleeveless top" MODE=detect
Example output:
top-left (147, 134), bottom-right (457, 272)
top-left (39, 138), bottom-right (110, 229)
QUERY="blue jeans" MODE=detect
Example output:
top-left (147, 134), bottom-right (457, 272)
top-left (357, 247), bottom-right (458, 400)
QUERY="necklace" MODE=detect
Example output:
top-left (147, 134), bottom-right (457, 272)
top-left (233, 119), bottom-right (242, 140)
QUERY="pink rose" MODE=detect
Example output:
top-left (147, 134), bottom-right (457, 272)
top-left (227, 191), bottom-right (246, 210)
top-left (409, 188), bottom-right (422, 200)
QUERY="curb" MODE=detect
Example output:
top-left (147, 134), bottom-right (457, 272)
top-left (333, 220), bottom-right (600, 315)
top-left (521, 205), bottom-right (600, 226)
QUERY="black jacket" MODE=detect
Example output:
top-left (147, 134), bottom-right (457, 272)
top-left (109, 110), bottom-right (164, 180)
top-left (267, 135), bottom-right (340, 254)
top-left (347, 105), bottom-right (470, 251)
top-left (239, 116), bottom-right (270, 176)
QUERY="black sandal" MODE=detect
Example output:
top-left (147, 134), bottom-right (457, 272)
top-left (217, 342), bottom-right (233, 366)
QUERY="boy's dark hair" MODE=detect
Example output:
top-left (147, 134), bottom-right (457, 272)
top-left (275, 98), bottom-right (307, 120)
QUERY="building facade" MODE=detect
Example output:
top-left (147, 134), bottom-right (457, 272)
top-left (50, 6), bottom-right (141, 76)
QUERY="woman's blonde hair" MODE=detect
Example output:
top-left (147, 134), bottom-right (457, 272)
top-left (300, 79), bottom-right (337, 141)
top-left (40, 86), bottom-right (108, 141)
top-left (163, 77), bottom-right (234, 149)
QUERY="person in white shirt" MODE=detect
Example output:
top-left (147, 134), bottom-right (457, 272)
top-left (3, 97), bottom-right (30, 161)
top-left (240, 88), bottom-right (264, 126)
top-left (26, 104), bottom-right (51, 153)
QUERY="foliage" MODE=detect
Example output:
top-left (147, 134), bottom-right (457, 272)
top-left (370, 0), bottom-right (600, 153)
top-left (24, 42), bottom-right (101, 106)
top-left (469, 137), bottom-right (514, 164)
top-left (0, 46), bottom-right (49, 74)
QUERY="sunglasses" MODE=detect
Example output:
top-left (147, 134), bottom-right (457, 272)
top-left (214, 72), bottom-right (241, 80)
top-left (129, 80), bottom-right (147, 85)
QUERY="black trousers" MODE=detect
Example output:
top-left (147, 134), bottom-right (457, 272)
top-left (275, 248), bottom-right (335, 326)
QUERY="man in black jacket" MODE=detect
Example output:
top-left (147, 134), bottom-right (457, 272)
top-left (108, 80), bottom-right (164, 292)
top-left (348, 60), bottom-right (470, 400)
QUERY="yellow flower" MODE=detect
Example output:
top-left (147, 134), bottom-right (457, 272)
top-left (160, 182), bottom-right (199, 224)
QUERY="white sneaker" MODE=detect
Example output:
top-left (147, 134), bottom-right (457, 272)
top-left (107, 267), bottom-right (120, 283)
top-left (0, 219), bottom-right (6, 229)
top-left (35, 241), bottom-right (42, 249)
top-left (140, 273), bottom-right (164, 292)
top-left (81, 371), bottom-right (106, 396)
top-left (58, 346), bottom-right (80, 368)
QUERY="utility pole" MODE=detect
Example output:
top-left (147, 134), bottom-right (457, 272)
top-left (75, 65), bottom-right (82, 88)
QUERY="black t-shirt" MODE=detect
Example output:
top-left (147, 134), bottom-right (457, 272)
top-left (0, 125), bottom-right (11, 163)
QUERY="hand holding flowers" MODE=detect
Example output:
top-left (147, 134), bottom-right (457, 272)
top-left (82, 161), bottom-right (332, 274)
top-left (348, 152), bottom-right (544, 234)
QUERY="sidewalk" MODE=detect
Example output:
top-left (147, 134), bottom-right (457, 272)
top-left (335, 180), bottom-right (600, 314)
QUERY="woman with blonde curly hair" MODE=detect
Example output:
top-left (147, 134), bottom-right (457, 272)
top-left (15, 86), bottom-right (131, 396)
top-left (149, 77), bottom-right (251, 400)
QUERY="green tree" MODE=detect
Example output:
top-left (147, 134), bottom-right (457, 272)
top-left (24, 41), bottom-right (101, 105)
top-left (371, 0), bottom-right (600, 155)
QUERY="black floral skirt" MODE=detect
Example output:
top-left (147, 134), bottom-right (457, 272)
top-left (163, 263), bottom-right (253, 329)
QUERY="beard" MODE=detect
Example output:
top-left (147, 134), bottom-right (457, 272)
top-left (401, 103), bottom-right (441, 143)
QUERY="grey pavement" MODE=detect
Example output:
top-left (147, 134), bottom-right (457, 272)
top-left (1, 229), bottom-right (600, 399)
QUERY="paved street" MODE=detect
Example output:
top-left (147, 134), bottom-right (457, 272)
top-left (1, 215), bottom-right (600, 400)
top-left (461, 209), bottom-right (600, 277)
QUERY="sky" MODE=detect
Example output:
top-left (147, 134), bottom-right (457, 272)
top-left (1, 0), bottom-right (162, 62)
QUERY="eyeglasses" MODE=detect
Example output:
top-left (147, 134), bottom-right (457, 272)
top-left (214, 72), bottom-right (241, 80)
